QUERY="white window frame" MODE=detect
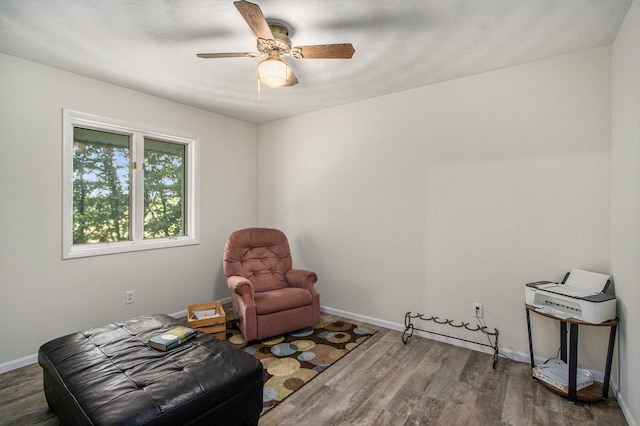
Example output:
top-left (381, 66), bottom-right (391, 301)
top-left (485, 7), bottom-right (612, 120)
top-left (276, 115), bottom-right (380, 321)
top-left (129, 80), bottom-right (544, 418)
top-left (62, 109), bottom-right (200, 259)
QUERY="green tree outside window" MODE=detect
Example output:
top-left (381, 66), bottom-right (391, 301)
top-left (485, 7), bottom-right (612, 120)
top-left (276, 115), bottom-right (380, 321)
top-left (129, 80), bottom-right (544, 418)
top-left (72, 129), bottom-right (186, 245)
top-left (73, 128), bottom-right (130, 244)
top-left (144, 138), bottom-right (185, 239)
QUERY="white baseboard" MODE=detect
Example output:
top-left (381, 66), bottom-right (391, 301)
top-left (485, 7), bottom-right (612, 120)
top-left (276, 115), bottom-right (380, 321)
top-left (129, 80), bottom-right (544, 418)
top-left (0, 354), bottom-right (38, 375)
top-left (612, 384), bottom-right (638, 426)
top-left (321, 305), bottom-right (405, 334)
top-left (169, 309), bottom-right (188, 319)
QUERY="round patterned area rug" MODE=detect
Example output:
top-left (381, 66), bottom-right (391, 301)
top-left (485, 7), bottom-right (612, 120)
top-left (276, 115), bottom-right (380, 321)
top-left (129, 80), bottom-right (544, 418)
top-left (226, 314), bottom-right (377, 414)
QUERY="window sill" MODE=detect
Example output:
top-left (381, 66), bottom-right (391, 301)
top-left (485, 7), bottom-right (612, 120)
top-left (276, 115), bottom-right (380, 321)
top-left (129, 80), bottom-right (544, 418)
top-left (63, 236), bottom-right (199, 259)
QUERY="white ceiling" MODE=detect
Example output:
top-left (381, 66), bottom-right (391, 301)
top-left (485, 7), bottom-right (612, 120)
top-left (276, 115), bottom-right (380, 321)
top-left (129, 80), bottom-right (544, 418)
top-left (0, 0), bottom-right (632, 124)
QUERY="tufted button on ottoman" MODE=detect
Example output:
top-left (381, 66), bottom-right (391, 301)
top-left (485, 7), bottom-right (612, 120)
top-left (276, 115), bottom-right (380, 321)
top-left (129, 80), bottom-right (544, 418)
top-left (38, 314), bottom-right (263, 425)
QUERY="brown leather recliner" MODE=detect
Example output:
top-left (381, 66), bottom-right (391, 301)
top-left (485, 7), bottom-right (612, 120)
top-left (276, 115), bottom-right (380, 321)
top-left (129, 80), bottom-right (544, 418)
top-left (223, 227), bottom-right (320, 341)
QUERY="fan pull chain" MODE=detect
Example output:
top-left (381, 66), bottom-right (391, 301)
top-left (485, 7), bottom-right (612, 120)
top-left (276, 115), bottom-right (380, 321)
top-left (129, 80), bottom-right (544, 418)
top-left (257, 77), bottom-right (261, 101)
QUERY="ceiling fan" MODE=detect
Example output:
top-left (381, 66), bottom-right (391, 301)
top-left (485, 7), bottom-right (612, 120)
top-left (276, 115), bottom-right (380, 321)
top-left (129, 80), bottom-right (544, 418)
top-left (197, 0), bottom-right (355, 88)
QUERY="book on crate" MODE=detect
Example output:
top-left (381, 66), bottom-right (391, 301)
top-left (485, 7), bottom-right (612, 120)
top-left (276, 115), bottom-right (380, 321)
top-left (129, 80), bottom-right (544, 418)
top-left (533, 360), bottom-right (593, 393)
top-left (149, 326), bottom-right (196, 351)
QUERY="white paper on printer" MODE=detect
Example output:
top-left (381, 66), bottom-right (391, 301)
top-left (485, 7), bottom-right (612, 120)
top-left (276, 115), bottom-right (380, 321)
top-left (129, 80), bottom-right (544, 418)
top-left (537, 283), bottom-right (598, 298)
top-left (564, 267), bottom-right (610, 293)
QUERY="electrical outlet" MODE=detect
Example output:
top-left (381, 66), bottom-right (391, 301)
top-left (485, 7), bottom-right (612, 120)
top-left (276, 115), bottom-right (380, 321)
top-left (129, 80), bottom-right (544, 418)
top-left (473, 303), bottom-right (483, 318)
top-left (126, 290), bottom-right (135, 304)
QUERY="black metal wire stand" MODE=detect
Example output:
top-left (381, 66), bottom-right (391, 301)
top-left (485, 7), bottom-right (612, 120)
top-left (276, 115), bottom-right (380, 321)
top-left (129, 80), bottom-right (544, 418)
top-left (402, 311), bottom-right (500, 369)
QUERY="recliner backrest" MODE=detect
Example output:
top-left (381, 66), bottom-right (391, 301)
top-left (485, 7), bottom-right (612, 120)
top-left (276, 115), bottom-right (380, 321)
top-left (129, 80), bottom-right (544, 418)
top-left (223, 228), bottom-right (293, 292)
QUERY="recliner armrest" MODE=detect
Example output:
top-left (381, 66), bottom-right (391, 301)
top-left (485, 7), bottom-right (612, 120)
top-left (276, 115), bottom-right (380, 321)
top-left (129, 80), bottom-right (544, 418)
top-left (286, 269), bottom-right (318, 292)
top-left (227, 276), bottom-right (255, 305)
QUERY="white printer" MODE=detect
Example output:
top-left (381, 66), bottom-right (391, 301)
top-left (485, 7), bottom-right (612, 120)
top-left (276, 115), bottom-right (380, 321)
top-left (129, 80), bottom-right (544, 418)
top-left (525, 268), bottom-right (616, 324)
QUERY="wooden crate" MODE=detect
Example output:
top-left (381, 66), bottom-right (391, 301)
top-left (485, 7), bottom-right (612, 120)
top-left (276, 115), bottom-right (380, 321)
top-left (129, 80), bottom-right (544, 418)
top-left (197, 325), bottom-right (226, 340)
top-left (187, 301), bottom-right (226, 340)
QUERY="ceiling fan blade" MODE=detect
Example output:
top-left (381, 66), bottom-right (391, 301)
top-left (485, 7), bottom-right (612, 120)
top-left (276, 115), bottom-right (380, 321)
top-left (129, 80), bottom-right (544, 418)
top-left (234, 0), bottom-right (273, 41)
top-left (283, 66), bottom-right (299, 87)
top-left (295, 44), bottom-right (355, 59)
top-left (196, 52), bottom-right (258, 59)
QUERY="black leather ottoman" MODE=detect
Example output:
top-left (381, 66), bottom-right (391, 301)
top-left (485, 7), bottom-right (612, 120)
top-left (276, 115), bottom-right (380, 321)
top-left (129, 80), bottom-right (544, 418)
top-left (38, 314), bottom-right (263, 425)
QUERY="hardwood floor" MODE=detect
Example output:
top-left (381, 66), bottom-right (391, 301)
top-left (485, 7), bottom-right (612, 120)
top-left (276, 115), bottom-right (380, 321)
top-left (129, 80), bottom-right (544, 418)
top-left (260, 326), bottom-right (627, 426)
top-left (0, 361), bottom-right (58, 425)
top-left (0, 321), bottom-right (627, 426)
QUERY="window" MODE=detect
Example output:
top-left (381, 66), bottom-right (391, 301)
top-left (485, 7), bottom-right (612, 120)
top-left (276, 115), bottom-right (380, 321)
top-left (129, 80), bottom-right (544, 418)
top-left (63, 110), bottom-right (199, 259)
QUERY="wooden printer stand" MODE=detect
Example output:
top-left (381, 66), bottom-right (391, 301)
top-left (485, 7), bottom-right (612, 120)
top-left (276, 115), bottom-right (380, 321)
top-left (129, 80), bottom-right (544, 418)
top-left (525, 304), bottom-right (617, 403)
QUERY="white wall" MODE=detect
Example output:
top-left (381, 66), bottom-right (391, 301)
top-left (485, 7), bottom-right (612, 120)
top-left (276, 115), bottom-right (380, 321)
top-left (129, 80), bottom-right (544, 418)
top-left (258, 47), bottom-right (613, 372)
top-left (611, 0), bottom-right (640, 424)
top-left (0, 53), bottom-right (257, 367)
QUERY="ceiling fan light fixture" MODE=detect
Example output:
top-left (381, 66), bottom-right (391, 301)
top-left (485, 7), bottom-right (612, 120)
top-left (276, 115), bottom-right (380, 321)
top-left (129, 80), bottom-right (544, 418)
top-left (257, 57), bottom-right (289, 88)
top-left (197, 1), bottom-right (354, 88)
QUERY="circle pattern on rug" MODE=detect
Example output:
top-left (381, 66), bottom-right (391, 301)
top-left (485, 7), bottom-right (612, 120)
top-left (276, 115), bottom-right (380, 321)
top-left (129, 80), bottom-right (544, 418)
top-left (298, 351), bottom-right (315, 362)
top-left (260, 357), bottom-right (276, 369)
top-left (288, 327), bottom-right (314, 337)
top-left (324, 321), bottom-right (352, 332)
top-left (263, 368), bottom-right (317, 402)
top-left (308, 344), bottom-right (346, 365)
top-left (229, 333), bottom-right (246, 345)
top-left (345, 342), bottom-right (358, 351)
top-left (271, 343), bottom-right (298, 357)
top-left (267, 357), bottom-right (300, 376)
top-left (261, 335), bottom-right (284, 345)
top-left (290, 340), bottom-right (316, 351)
top-left (247, 345), bottom-right (277, 360)
top-left (327, 332), bottom-right (351, 344)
